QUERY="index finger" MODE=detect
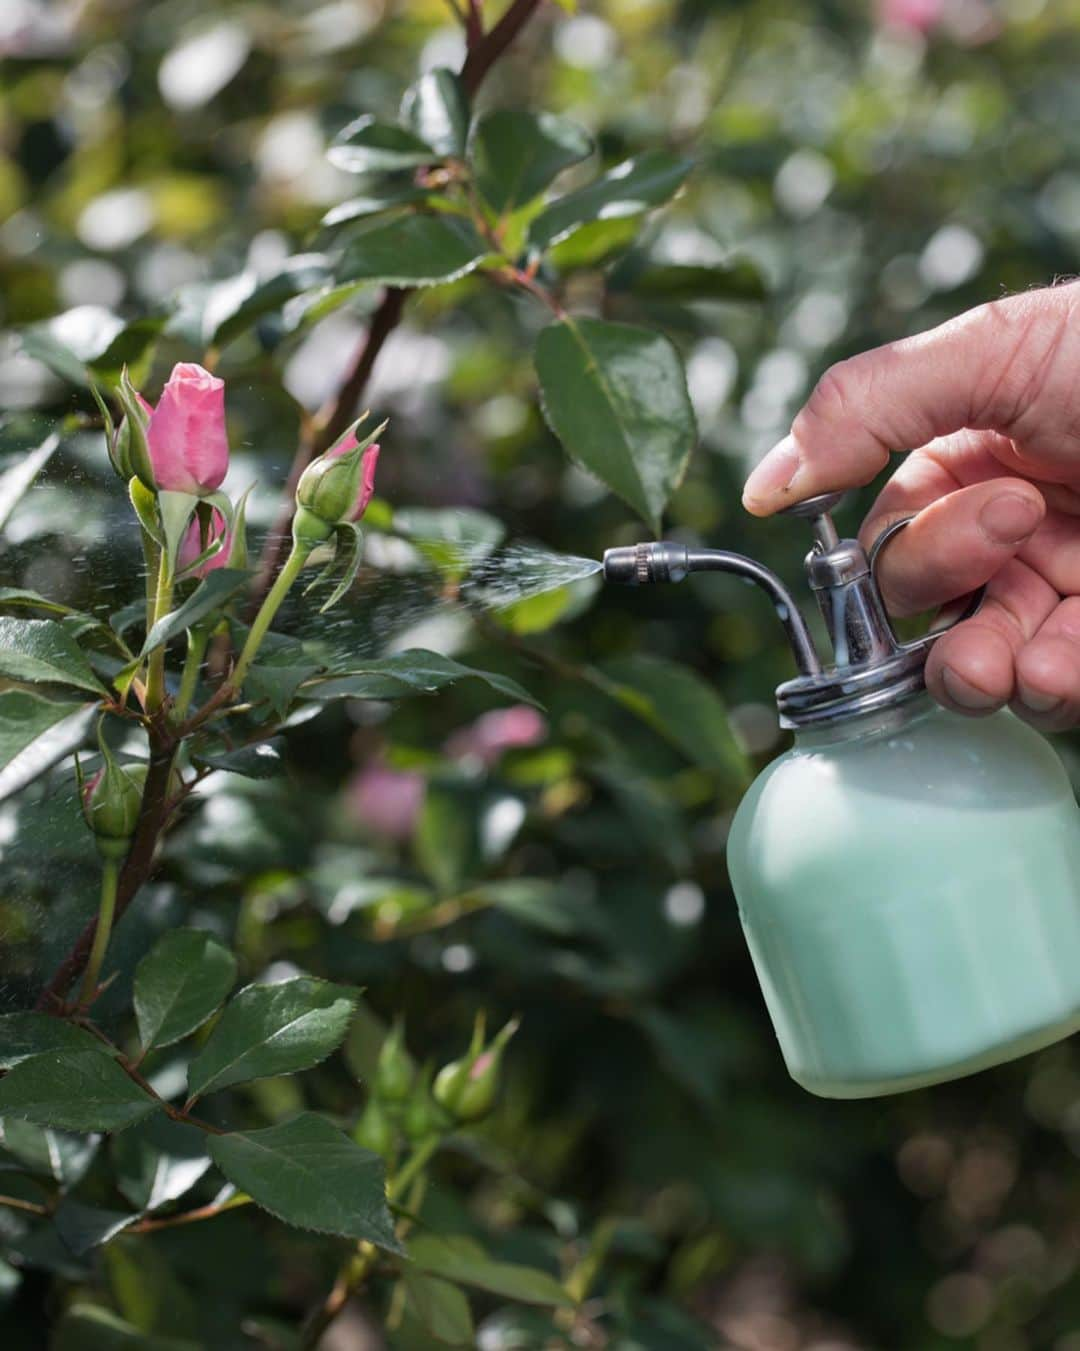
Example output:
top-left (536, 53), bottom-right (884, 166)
top-left (741, 286), bottom-right (1071, 516)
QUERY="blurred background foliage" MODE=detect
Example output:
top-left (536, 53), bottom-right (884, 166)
top-left (5, 0), bottom-right (1080, 1347)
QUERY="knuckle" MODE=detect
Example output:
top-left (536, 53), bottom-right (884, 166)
top-left (970, 289), bottom-right (1074, 431)
top-left (795, 358), bottom-right (864, 435)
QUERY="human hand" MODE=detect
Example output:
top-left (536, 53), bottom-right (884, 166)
top-left (743, 283), bottom-right (1080, 730)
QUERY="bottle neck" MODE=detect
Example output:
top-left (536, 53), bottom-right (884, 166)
top-left (793, 690), bottom-right (936, 750)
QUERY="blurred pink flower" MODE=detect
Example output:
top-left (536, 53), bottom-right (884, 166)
top-left (445, 705), bottom-right (547, 767)
top-left (145, 362), bottom-right (229, 496)
top-left (879, 0), bottom-right (945, 31)
top-left (348, 763), bottom-right (426, 840)
top-left (178, 509), bottom-right (232, 577)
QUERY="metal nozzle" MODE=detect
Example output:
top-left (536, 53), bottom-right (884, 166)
top-left (602, 542), bottom-right (690, 585)
top-left (602, 540), bottom-right (822, 677)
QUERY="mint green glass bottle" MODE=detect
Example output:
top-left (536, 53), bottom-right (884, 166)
top-left (604, 492), bottom-right (1080, 1098)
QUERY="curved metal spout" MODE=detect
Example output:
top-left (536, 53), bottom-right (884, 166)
top-left (603, 542), bottom-right (823, 677)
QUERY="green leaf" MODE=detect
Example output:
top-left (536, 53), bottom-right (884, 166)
top-left (0, 1013), bottom-right (118, 1070)
top-left (186, 977), bottom-right (359, 1101)
top-left (416, 785), bottom-right (476, 895)
top-left (54, 1198), bottom-right (138, 1254)
top-left (105, 1235), bottom-right (200, 1338)
top-left (194, 255), bottom-right (333, 348)
top-left (0, 432), bottom-right (60, 533)
top-left (111, 1117), bottom-right (212, 1212)
top-left (299, 649), bottom-right (539, 708)
top-left (410, 1233), bottom-right (572, 1306)
top-left (208, 1112), bottom-right (399, 1249)
top-left (88, 317), bottom-right (165, 383)
top-left (246, 663), bottom-right (321, 720)
top-left (327, 115), bottom-right (436, 173)
top-left (597, 653), bottom-right (750, 782)
top-left (338, 214), bottom-right (488, 288)
top-left (492, 574), bottom-right (600, 635)
top-left (548, 217), bottom-right (641, 272)
top-left (134, 929), bottom-right (238, 1052)
top-left (0, 1052), bottom-right (158, 1133)
top-left (21, 307), bottom-right (161, 388)
top-left (321, 187), bottom-right (430, 229)
top-left (0, 587), bottom-right (112, 633)
top-left (192, 737), bottom-right (286, 779)
top-left (303, 522), bottom-right (364, 613)
top-left (139, 569), bottom-right (249, 658)
top-left (0, 617), bottom-right (105, 693)
top-left (610, 258), bottom-right (767, 302)
top-left (129, 476), bottom-right (163, 546)
top-left (0, 691), bottom-right (92, 774)
top-left (471, 110), bottom-right (592, 215)
top-left (535, 317), bottom-right (695, 533)
top-left (0, 1119), bottom-right (100, 1186)
top-left (403, 1268), bottom-right (475, 1346)
top-left (528, 151), bottom-right (693, 253)
top-left (402, 68), bottom-right (470, 159)
top-left (467, 879), bottom-right (600, 938)
top-left (53, 1305), bottom-right (199, 1351)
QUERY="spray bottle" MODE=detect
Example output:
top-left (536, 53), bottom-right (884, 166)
top-left (604, 493), bottom-right (1080, 1098)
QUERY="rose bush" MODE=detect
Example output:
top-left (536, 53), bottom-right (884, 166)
top-left (2, 0), bottom-right (1080, 1347)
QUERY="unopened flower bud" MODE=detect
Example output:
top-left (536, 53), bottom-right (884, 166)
top-left (107, 371), bottom-right (157, 491)
top-left (374, 1020), bottom-right (415, 1104)
top-left (178, 506), bottom-right (238, 578)
top-left (353, 1098), bottom-right (396, 1159)
top-left (433, 1015), bottom-right (519, 1123)
top-left (145, 362), bottom-right (229, 496)
top-left (293, 419), bottom-right (383, 547)
top-left (80, 730), bottom-right (147, 861)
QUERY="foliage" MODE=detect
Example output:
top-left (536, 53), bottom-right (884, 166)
top-left (2, 0), bottom-right (1080, 1347)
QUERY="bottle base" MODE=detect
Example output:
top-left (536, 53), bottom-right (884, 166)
top-left (789, 1011), bottom-right (1080, 1099)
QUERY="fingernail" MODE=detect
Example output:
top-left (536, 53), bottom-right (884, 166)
top-left (978, 492), bottom-right (1043, 546)
top-left (743, 435), bottom-right (802, 511)
top-left (1018, 685), bottom-right (1062, 714)
top-left (942, 667), bottom-right (999, 711)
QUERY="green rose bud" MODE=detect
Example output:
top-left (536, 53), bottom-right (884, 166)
top-left (112, 368), bottom-right (158, 492)
top-left (353, 1098), bottom-right (396, 1159)
top-left (79, 728), bottom-right (147, 861)
top-left (433, 1015), bottom-right (519, 1124)
top-left (292, 418), bottom-right (385, 548)
top-left (374, 1019), bottom-right (415, 1104)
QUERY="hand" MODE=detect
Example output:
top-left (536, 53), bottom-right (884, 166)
top-left (742, 282), bottom-right (1080, 730)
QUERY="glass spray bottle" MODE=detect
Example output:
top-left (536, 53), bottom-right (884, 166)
top-left (604, 493), bottom-right (1080, 1098)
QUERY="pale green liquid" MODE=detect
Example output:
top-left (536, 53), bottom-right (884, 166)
top-left (728, 698), bottom-right (1080, 1098)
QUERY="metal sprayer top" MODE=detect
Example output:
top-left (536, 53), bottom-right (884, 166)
top-left (602, 492), bottom-right (982, 730)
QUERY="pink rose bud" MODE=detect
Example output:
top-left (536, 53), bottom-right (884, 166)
top-left (336, 435), bottom-right (380, 522)
top-left (445, 705), bottom-right (547, 767)
top-left (178, 509), bottom-right (232, 577)
top-left (293, 419), bottom-right (384, 547)
top-left (348, 763), bottom-right (425, 841)
top-left (145, 363), bottom-right (229, 496)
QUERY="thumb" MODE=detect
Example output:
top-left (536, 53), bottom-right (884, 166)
top-left (742, 286), bottom-right (1076, 516)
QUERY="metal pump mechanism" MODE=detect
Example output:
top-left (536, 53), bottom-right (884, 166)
top-left (602, 492), bottom-right (983, 729)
